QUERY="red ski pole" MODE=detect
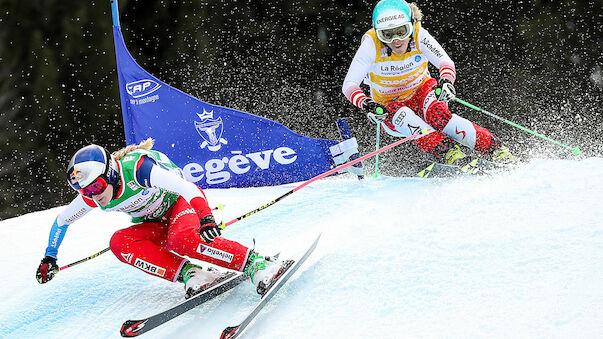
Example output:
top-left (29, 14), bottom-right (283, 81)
top-left (220, 128), bottom-right (431, 229)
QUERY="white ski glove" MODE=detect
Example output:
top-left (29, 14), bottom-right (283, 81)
top-left (363, 99), bottom-right (387, 124)
top-left (435, 78), bottom-right (456, 103)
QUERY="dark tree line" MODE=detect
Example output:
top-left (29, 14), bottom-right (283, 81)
top-left (1, 0), bottom-right (601, 220)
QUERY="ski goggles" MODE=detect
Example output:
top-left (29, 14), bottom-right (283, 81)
top-left (78, 176), bottom-right (109, 198)
top-left (376, 22), bottom-right (413, 43)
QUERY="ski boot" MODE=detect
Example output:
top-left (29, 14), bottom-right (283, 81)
top-left (444, 145), bottom-right (467, 166)
top-left (491, 145), bottom-right (518, 164)
top-left (179, 262), bottom-right (222, 299)
top-left (444, 145), bottom-right (491, 174)
top-left (244, 252), bottom-right (285, 295)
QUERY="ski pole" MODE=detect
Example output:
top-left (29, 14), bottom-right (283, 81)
top-left (58, 204), bottom-right (225, 271)
top-left (220, 128), bottom-right (432, 229)
top-left (59, 247), bottom-right (110, 271)
top-left (453, 97), bottom-right (582, 155)
top-left (374, 118), bottom-right (382, 178)
top-left (368, 107), bottom-right (386, 178)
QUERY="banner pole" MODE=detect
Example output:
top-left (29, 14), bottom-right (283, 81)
top-left (110, 0), bottom-right (120, 27)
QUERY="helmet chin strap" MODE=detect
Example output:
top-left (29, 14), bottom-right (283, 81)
top-left (102, 148), bottom-right (121, 200)
top-left (111, 175), bottom-right (122, 200)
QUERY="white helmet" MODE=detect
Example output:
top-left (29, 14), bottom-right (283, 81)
top-left (66, 144), bottom-right (119, 197)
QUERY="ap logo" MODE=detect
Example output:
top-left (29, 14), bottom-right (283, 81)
top-left (126, 79), bottom-right (161, 98)
top-left (194, 109), bottom-right (228, 152)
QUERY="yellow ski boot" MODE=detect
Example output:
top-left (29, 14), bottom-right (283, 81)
top-left (444, 145), bottom-right (467, 166)
top-left (491, 145), bottom-right (518, 164)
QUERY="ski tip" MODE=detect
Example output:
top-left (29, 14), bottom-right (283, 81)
top-left (314, 232), bottom-right (322, 246)
top-left (220, 325), bottom-right (239, 339)
top-left (120, 319), bottom-right (147, 337)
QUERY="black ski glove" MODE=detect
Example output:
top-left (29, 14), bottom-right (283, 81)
top-left (36, 256), bottom-right (59, 284)
top-left (435, 78), bottom-right (456, 103)
top-left (362, 98), bottom-right (386, 115)
top-left (362, 99), bottom-right (387, 124)
top-left (199, 215), bottom-right (222, 243)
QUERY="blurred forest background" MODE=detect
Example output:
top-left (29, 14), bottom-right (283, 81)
top-left (1, 0), bottom-right (601, 220)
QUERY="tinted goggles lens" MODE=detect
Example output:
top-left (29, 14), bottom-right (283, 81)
top-left (78, 177), bottom-right (108, 198)
top-left (377, 23), bottom-right (412, 43)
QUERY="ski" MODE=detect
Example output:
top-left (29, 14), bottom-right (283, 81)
top-left (417, 162), bottom-right (465, 178)
top-left (120, 271), bottom-right (247, 337)
top-left (459, 157), bottom-right (503, 174)
top-left (220, 234), bottom-right (321, 339)
top-left (418, 158), bottom-right (505, 178)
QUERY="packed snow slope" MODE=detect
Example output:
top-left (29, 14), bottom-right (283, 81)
top-left (1, 158), bottom-right (602, 339)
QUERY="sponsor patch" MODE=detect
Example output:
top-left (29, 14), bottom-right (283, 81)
top-left (121, 252), bottom-right (133, 263)
top-left (127, 181), bottom-right (138, 190)
top-left (455, 127), bottom-right (467, 140)
top-left (393, 110), bottom-right (407, 126)
top-left (126, 79), bottom-right (161, 98)
top-left (376, 14), bottom-right (408, 25)
top-left (421, 38), bottom-right (443, 58)
top-left (134, 258), bottom-right (166, 277)
top-left (422, 91), bottom-right (437, 115)
top-left (69, 169), bottom-right (83, 186)
top-left (196, 244), bottom-right (234, 263)
top-left (407, 124), bottom-right (422, 135)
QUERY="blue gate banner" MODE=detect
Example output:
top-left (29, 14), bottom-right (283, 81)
top-left (111, 23), bottom-right (341, 188)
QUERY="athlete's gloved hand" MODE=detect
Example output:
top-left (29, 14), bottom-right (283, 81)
top-left (199, 215), bottom-right (221, 243)
top-left (36, 256), bottom-right (59, 284)
top-left (362, 98), bottom-right (386, 115)
top-left (435, 78), bottom-right (456, 103)
top-left (362, 99), bottom-right (387, 124)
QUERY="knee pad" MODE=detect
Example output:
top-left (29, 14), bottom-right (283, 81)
top-left (381, 104), bottom-right (432, 138)
top-left (425, 101), bottom-right (452, 131)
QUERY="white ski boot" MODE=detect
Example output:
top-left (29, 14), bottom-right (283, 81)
top-left (244, 252), bottom-right (285, 295)
top-left (180, 263), bottom-right (222, 299)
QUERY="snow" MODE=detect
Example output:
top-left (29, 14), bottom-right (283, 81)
top-left (1, 158), bottom-right (602, 338)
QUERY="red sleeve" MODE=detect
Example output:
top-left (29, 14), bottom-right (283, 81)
top-left (82, 195), bottom-right (99, 208)
top-left (344, 85), bottom-right (368, 108)
top-left (189, 187), bottom-right (212, 219)
top-left (439, 62), bottom-right (456, 83)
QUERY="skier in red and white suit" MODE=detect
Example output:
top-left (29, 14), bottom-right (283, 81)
top-left (36, 139), bottom-right (283, 298)
top-left (342, 0), bottom-right (514, 164)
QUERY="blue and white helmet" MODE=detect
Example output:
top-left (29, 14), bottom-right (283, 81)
top-left (66, 144), bottom-right (119, 191)
top-left (372, 0), bottom-right (414, 43)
